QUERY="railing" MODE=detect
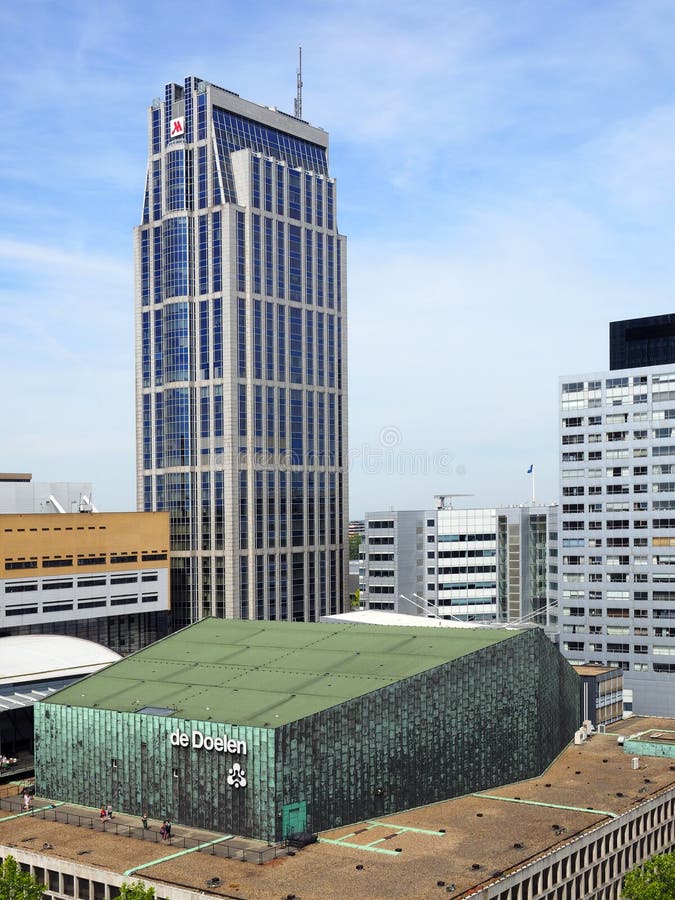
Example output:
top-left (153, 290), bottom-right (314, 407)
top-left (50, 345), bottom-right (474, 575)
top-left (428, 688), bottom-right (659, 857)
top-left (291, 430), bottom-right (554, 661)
top-left (0, 797), bottom-right (287, 864)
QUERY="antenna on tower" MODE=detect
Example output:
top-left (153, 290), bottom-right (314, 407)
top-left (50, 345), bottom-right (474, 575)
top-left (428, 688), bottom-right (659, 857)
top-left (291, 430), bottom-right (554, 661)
top-left (294, 45), bottom-right (303, 119)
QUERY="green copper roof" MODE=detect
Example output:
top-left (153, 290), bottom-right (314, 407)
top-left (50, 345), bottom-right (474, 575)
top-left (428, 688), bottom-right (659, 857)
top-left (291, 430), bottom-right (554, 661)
top-left (46, 618), bottom-right (521, 727)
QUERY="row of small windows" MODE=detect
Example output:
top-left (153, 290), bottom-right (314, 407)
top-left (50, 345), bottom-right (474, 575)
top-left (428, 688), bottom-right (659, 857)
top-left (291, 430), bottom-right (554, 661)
top-left (3, 592), bottom-right (160, 617)
top-left (4, 552), bottom-right (167, 571)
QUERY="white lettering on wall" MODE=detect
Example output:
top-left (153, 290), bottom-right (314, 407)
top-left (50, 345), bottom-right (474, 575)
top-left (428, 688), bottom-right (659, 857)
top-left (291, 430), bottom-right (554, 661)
top-left (170, 728), bottom-right (247, 756)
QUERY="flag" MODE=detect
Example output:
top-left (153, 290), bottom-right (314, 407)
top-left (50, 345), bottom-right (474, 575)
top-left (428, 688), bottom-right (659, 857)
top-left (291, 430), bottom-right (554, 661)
top-left (527, 464), bottom-right (534, 474)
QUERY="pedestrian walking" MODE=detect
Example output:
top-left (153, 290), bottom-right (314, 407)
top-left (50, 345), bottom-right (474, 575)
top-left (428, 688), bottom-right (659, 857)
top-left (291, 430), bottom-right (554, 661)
top-left (106, 803), bottom-right (113, 819)
top-left (165, 820), bottom-right (172, 840)
top-left (160, 821), bottom-right (167, 840)
top-left (141, 811), bottom-right (149, 829)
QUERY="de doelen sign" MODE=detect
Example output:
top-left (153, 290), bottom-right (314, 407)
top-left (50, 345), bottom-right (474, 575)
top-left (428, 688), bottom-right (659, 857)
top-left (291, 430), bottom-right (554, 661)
top-left (170, 728), bottom-right (247, 755)
top-left (170, 729), bottom-right (248, 787)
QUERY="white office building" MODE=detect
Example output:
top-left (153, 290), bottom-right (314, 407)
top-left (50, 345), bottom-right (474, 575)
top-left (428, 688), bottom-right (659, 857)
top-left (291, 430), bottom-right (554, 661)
top-left (360, 501), bottom-right (556, 625)
top-left (556, 366), bottom-right (675, 716)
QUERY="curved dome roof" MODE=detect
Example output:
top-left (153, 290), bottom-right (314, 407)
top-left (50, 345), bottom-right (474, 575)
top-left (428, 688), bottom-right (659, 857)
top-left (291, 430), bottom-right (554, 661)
top-left (0, 635), bottom-right (121, 685)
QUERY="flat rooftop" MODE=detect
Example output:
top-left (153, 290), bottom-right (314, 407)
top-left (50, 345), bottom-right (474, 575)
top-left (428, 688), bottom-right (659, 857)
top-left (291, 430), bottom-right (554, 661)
top-left (1, 716), bottom-right (673, 899)
top-left (45, 618), bottom-right (519, 727)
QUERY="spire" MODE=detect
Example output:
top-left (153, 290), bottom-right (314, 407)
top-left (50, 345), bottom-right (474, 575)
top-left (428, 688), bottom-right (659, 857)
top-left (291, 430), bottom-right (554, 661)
top-left (294, 45), bottom-right (303, 119)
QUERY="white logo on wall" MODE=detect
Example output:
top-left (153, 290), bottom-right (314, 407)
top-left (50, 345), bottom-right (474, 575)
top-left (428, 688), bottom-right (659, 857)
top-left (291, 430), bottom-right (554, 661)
top-left (170, 117), bottom-right (184, 137)
top-left (227, 762), bottom-right (247, 789)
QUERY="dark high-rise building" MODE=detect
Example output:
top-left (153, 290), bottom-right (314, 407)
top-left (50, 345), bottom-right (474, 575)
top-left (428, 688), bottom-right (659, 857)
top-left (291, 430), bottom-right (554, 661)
top-left (134, 76), bottom-right (348, 628)
top-left (610, 313), bottom-right (675, 370)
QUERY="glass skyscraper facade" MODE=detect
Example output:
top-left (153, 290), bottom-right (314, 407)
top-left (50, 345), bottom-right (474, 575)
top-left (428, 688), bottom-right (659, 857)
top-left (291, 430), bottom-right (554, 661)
top-left (134, 76), bottom-right (348, 628)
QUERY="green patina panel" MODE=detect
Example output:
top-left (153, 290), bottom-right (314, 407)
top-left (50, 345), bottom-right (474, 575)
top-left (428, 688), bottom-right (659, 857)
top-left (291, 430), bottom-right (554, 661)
top-left (34, 706), bottom-right (276, 840)
top-left (272, 628), bottom-right (579, 840)
top-left (624, 730), bottom-right (675, 760)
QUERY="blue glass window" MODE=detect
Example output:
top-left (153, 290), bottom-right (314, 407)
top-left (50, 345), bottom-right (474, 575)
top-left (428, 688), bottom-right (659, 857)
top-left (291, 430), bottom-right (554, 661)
top-left (154, 310), bottom-right (163, 386)
top-left (152, 108), bottom-right (161, 155)
top-left (252, 156), bottom-right (260, 209)
top-left (277, 221), bottom-right (285, 298)
top-left (143, 475), bottom-right (153, 512)
top-left (197, 92), bottom-right (207, 141)
top-left (264, 218), bottom-right (273, 296)
top-left (266, 386), bottom-right (275, 452)
top-left (142, 311), bottom-right (150, 387)
top-left (327, 236), bottom-right (334, 308)
top-left (277, 305), bottom-right (286, 381)
top-left (318, 393), bottom-right (325, 466)
top-left (253, 214), bottom-right (261, 294)
top-left (305, 230), bottom-right (313, 304)
top-left (253, 299), bottom-right (262, 379)
top-left (336, 239), bottom-right (342, 312)
top-left (316, 234), bottom-right (324, 306)
top-left (276, 164), bottom-right (285, 216)
top-left (292, 475), bottom-right (304, 549)
top-left (239, 472), bottom-right (248, 551)
top-left (255, 385), bottom-right (263, 450)
top-left (289, 224), bottom-right (302, 302)
top-left (290, 307), bottom-right (302, 384)
top-left (163, 302), bottom-right (190, 382)
top-left (141, 231), bottom-right (150, 306)
top-left (212, 211), bottom-right (221, 292)
top-left (212, 297), bottom-right (222, 378)
top-left (212, 106), bottom-right (328, 175)
top-left (307, 391), bottom-right (314, 465)
top-left (279, 387), bottom-right (286, 451)
top-left (337, 317), bottom-right (342, 390)
top-left (292, 550), bottom-right (304, 620)
top-left (153, 227), bottom-right (162, 303)
top-left (237, 211), bottom-right (246, 293)
top-left (305, 311), bottom-right (314, 385)
top-left (317, 312), bottom-right (325, 386)
top-left (214, 470), bottom-right (224, 550)
top-left (199, 300), bottom-right (209, 379)
top-left (200, 386), bottom-right (209, 438)
top-left (239, 384), bottom-right (247, 439)
top-left (166, 148), bottom-right (185, 211)
top-left (279, 474), bottom-right (288, 551)
top-left (143, 394), bottom-right (152, 469)
top-left (291, 389), bottom-right (303, 463)
top-left (213, 384), bottom-right (223, 437)
top-left (264, 160), bottom-right (273, 212)
top-left (163, 217), bottom-right (189, 298)
top-left (152, 160), bottom-right (161, 220)
top-left (316, 178), bottom-right (323, 227)
top-left (155, 473), bottom-right (164, 510)
top-left (268, 498), bottom-right (276, 570)
top-left (198, 215), bottom-right (208, 294)
top-left (327, 314), bottom-right (335, 388)
top-left (304, 173), bottom-right (312, 224)
top-left (328, 393), bottom-right (336, 466)
top-left (289, 169), bottom-right (301, 220)
top-left (153, 391), bottom-right (163, 468)
top-left (240, 556), bottom-right (248, 614)
top-left (198, 146), bottom-right (207, 209)
top-left (265, 302), bottom-right (274, 380)
top-left (238, 298), bottom-right (246, 378)
top-left (256, 484), bottom-right (264, 555)
top-left (184, 76), bottom-right (194, 144)
top-left (165, 387), bottom-right (192, 466)
top-left (327, 181), bottom-right (334, 230)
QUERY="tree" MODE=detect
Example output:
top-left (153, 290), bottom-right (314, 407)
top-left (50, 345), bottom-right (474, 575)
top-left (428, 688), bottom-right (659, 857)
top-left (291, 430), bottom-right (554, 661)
top-left (0, 855), bottom-right (44, 900)
top-left (622, 851), bottom-right (675, 900)
top-left (118, 883), bottom-right (156, 900)
top-left (349, 533), bottom-right (362, 561)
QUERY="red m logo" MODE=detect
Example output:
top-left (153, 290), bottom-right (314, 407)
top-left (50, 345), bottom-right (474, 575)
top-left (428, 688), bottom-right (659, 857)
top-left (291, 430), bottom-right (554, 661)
top-left (171, 118), bottom-right (184, 136)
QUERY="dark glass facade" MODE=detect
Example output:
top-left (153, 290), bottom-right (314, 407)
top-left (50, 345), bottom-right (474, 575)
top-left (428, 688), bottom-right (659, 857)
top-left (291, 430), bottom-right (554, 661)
top-left (610, 314), bottom-right (675, 370)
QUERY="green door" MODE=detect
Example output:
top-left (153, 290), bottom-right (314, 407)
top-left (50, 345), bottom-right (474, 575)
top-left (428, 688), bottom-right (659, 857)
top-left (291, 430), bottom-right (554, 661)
top-left (282, 801), bottom-right (307, 836)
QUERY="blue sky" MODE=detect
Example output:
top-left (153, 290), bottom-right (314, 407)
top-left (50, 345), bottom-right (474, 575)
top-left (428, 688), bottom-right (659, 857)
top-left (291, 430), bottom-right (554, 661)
top-left (2, 0), bottom-right (675, 516)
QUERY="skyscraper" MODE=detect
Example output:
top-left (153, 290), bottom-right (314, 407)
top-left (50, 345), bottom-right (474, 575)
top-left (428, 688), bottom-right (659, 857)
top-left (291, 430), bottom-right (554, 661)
top-left (135, 76), bottom-right (348, 628)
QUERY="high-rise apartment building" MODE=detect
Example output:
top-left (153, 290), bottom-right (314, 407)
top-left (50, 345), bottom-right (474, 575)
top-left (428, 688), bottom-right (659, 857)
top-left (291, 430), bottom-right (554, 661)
top-left (135, 77), bottom-right (348, 628)
top-left (557, 353), bottom-right (675, 717)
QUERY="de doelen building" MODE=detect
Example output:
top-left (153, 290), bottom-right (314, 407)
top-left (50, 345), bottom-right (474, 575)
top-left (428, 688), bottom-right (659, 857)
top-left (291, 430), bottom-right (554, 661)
top-left (34, 619), bottom-right (579, 842)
